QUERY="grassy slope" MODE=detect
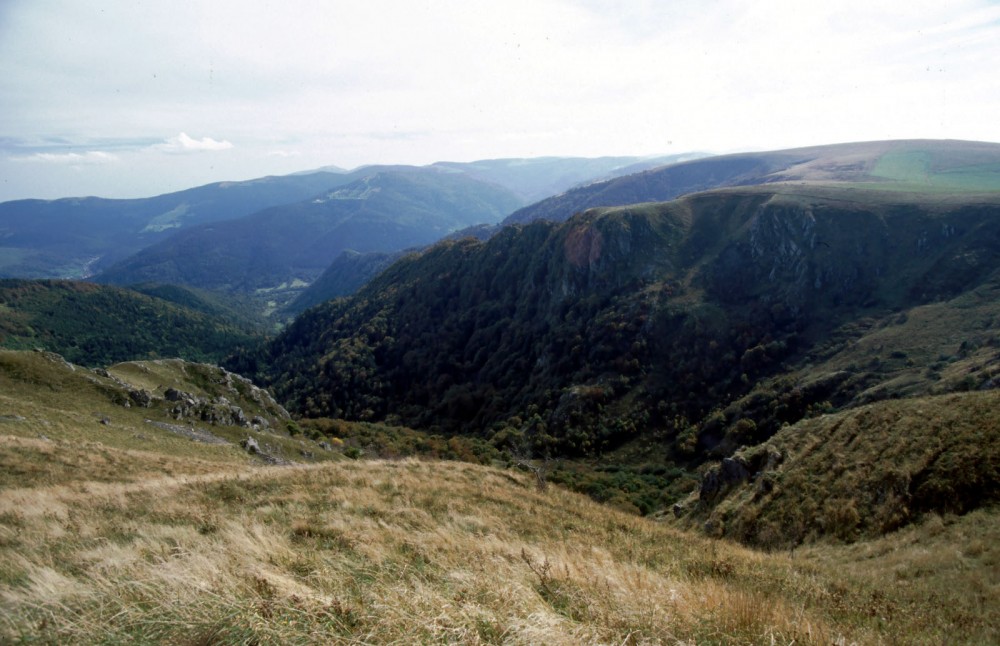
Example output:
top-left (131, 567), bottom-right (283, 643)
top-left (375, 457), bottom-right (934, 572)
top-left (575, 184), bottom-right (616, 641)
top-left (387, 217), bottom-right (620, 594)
top-left (0, 351), bottom-right (997, 644)
top-left (685, 391), bottom-right (1000, 543)
top-left (867, 146), bottom-right (1000, 192)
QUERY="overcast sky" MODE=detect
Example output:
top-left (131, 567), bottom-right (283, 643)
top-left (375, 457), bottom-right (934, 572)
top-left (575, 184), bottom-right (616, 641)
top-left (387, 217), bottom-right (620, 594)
top-left (2, 0), bottom-right (999, 201)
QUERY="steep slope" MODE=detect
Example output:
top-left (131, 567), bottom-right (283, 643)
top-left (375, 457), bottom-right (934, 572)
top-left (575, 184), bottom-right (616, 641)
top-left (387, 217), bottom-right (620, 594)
top-left (285, 224), bottom-right (513, 316)
top-left (127, 282), bottom-right (270, 331)
top-left (682, 389), bottom-right (1000, 548)
top-left (254, 184), bottom-right (1000, 461)
top-left (283, 249), bottom-right (403, 316)
top-left (504, 139), bottom-right (1000, 225)
top-left (95, 168), bottom-right (523, 293)
top-left (0, 279), bottom-right (259, 366)
top-left (0, 172), bottom-right (345, 278)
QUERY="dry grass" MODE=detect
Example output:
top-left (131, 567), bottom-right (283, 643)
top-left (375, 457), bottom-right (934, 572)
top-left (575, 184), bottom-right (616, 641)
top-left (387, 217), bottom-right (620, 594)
top-left (1, 447), bottom-right (880, 645)
top-left (797, 508), bottom-right (999, 644)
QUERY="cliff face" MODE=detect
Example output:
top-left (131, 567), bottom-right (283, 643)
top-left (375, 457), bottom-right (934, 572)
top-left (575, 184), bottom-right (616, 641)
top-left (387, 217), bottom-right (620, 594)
top-left (704, 192), bottom-right (1000, 314)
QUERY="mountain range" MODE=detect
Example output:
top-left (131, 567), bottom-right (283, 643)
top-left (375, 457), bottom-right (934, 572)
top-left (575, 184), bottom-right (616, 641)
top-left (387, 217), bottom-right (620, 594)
top-left (285, 139), bottom-right (1000, 313)
top-left (93, 168), bottom-right (523, 294)
top-left (253, 181), bottom-right (1000, 439)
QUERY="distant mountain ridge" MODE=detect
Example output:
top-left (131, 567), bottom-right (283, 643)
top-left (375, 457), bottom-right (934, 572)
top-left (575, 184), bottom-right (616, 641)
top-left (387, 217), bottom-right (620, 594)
top-left (0, 172), bottom-right (346, 278)
top-left (2, 154), bottom-right (692, 284)
top-left (94, 168), bottom-right (522, 294)
top-left (309, 154), bottom-right (701, 202)
top-left (426, 154), bottom-right (701, 202)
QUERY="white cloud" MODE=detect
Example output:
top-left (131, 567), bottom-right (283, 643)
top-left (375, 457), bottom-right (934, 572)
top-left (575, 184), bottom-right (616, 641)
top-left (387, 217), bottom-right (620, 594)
top-left (155, 133), bottom-right (234, 153)
top-left (14, 151), bottom-right (118, 165)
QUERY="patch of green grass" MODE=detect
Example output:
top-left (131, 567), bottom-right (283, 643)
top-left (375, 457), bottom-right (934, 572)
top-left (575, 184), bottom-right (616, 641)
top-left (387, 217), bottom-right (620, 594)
top-left (871, 150), bottom-right (1000, 192)
top-left (872, 150), bottom-right (933, 183)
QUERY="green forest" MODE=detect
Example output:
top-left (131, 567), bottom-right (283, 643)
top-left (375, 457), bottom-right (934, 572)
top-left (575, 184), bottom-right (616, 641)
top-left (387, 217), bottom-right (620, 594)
top-left (0, 279), bottom-right (259, 367)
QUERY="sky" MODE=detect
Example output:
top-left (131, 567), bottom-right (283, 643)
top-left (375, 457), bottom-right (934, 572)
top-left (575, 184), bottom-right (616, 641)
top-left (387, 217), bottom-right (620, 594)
top-left (2, 0), bottom-right (1000, 202)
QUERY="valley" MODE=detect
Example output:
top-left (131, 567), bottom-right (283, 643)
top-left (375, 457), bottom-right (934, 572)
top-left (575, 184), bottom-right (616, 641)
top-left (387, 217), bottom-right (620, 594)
top-left (1, 141), bottom-right (999, 643)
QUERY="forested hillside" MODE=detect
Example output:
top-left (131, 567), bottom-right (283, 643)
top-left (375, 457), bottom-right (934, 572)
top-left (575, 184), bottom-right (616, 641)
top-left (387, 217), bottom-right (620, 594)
top-left (0, 279), bottom-right (258, 366)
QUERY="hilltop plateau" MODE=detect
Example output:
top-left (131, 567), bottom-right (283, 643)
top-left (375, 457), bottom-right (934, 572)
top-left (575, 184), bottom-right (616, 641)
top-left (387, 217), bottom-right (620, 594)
top-left (504, 139), bottom-right (1000, 225)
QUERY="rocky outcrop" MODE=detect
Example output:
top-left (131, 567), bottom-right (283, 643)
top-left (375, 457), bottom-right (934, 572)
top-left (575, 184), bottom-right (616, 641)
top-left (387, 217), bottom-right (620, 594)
top-left (215, 367), bottom-right (290, 420)
top-left (128, 389), bottom-right (153, 408)
top-left (240, 435), bottom-right (291, 465)
top-left (699, 456), bottom-right (751, 502)
top-left (104, 361), bottom-right (290, 433)
top-left (699, 447), bottom-right (784, 503)
top-left (165, 390), bottom-right (252, 428)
